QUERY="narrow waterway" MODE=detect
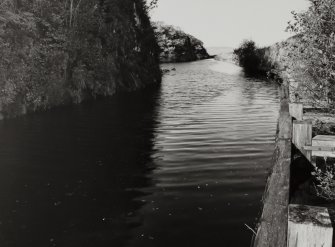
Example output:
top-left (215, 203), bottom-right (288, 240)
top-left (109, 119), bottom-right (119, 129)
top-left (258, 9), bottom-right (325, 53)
top-left (0, 58), bottom-right (279, 247)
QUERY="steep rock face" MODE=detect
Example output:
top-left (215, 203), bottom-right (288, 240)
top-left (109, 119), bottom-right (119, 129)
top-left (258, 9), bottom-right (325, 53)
top-left (0, 0), bottom-right (161, 118)
top-left (153, 22), bottom-right (210, 63)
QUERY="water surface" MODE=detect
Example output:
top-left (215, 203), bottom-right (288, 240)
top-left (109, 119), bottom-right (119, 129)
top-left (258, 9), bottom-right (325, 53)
top-left (0, 59), bottom-right (279, 247)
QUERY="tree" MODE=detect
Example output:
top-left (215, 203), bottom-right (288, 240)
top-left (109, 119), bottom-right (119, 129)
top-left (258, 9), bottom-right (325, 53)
top-left (147, 0), bottom-right (158, 10)
top-left (287, 0), bottom-right (335, 105)
top-left (0, 0), bottom-right (161, 117)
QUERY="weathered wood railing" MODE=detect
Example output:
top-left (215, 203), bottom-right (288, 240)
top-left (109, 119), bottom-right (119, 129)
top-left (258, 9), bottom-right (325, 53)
top-left (253, 74), bottom-right (334, 247)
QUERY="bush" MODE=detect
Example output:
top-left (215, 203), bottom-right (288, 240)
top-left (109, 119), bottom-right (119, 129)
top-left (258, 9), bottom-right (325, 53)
top-left (233, 40), bottom-right (263, 75)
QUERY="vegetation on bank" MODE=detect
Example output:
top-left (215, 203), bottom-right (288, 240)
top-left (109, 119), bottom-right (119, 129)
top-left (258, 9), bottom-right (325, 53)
top-left (0, 0), bottom-right (161, 118)
top-left (235, 0), bottom-right (335, 202)
top-left (287, 0), bottom-right (335, 106)
top-left (233, 40), bottom-right (271, 76)
top-left (233, 40), bottom-right (258, 73)
top-left (235, 0), bottom-right (335, 107)
top-left (288, 0), bottom-right (335, 203)
top-left (285, 0), bottom-right (335, 202)
top-left (153, 22), bottom-right (211, 63)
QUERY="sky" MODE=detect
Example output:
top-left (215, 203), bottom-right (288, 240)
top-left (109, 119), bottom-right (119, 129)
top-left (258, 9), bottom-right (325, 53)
top-left (150, 0), bottom-right (310, 48)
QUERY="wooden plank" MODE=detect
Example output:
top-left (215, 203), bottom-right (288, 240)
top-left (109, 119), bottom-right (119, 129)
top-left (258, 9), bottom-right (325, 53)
top-left (313, 135), bottom-right (335, 142)
top-left (304, 146), bottom-right (335, 152)
top-left (289, 103), bottom-right (303, 121)
top-left (278, 112), bottom-right (292, 140)
top-left (292, 120), bottom-right (312, 161)
top-left (312, 135), bottom-right (335, 158)
top-left (264, 158), bottom-right (291, 205)
top-left (288, 204), bottom-right (333, 247)
top-left (312, 151), bottom-right (335, 158)
top-left (253, 78), bottom-right (292, 247)
top-left (253, 140), bottom-right (292, 247)
top-left (254, 204), bottom-right (288, 247)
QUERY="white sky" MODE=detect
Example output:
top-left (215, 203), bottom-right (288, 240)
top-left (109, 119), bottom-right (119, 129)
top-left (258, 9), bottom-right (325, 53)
top-left (150, 0), bottom-right (310, 48)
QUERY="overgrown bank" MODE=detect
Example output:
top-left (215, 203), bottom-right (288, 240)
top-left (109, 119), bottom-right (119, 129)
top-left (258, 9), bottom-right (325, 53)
top-left (235, 0), bottom-right (335, 110)
top-left (233, 39), bottom-right (292, 78)
top-left (0, 0), bottom-right (161, 119)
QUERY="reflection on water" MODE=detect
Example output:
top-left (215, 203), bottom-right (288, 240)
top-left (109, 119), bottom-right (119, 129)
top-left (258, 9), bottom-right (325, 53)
top-left (0, 59), bottom-right (279, 247)
top-left (0, 90), bottom-right (160, 247)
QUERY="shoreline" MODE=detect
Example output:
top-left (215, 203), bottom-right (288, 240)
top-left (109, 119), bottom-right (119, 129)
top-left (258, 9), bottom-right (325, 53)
top-left (159, 55), bottom-right (216, 64)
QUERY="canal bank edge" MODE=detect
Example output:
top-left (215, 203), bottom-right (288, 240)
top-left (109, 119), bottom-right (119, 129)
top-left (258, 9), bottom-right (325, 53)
top-left (253, 73), bottom-right (292, 247)
top-left (0, 0), bottom-right (161, 119)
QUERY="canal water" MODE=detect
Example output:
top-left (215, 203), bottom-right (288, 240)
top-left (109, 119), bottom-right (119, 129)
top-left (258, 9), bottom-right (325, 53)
top-left (0, 58), bottom-right (280, 247)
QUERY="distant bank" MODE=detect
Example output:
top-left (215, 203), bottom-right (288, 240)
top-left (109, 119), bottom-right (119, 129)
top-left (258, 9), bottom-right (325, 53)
top-left (153, 22), bottom-right (213, 63)
top-left (207, 47), bottom-right (234, 62)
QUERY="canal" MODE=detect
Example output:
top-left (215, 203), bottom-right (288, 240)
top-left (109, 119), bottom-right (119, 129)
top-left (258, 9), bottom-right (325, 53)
top-left (0, 58), bottom-right (280, 246)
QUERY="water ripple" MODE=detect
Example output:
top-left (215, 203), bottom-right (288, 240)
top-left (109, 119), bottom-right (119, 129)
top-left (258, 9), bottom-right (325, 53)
top-left (130, 59), bottom-right (280, 247)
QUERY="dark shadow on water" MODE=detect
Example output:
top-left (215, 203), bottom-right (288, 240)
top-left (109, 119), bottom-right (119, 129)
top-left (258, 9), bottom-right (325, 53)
top-left (0, 86), bottom-right (162, 247)
top-left (0, 59), bottom-right (282, 247)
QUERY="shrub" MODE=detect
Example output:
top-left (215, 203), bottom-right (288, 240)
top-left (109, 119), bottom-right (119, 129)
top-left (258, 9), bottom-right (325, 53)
top-left (312, 164), bottom-right (335, 201)
top-left (233, 40), bottom-right (262, 75)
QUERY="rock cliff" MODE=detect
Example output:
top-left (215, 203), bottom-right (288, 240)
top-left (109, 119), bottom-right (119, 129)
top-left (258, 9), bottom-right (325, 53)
top-left (0, 0), bottom-right (161, 119)
top-left (153, 22), bottom-right (211, 63)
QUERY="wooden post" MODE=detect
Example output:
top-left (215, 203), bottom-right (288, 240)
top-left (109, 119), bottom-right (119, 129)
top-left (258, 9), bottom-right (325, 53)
top-left (281, 82), bottom-right (290, 100)
top-left (289, 103), bottom-right (303, 121)
top-left (292, 120), bottom-right (312, 161)
top-left (288, 204), bottom-right (333, 247)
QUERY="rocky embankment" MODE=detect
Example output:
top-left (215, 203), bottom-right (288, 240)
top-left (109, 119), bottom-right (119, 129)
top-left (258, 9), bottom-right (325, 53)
top-left (0, 0), bottom-right (161, 119)
top-left (153, 22), bottom-right (212, 63)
